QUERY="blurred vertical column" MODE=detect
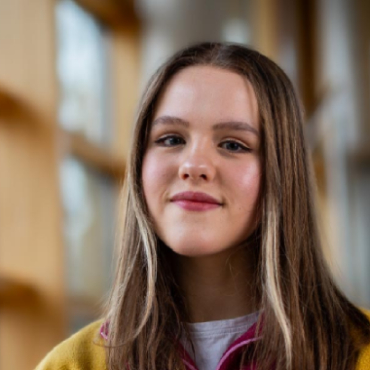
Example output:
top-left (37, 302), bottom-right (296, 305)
top-left (0, 0), bottom-right (66, 369)
top-left (55, 0), bottom-right (118, 333)
top-left (315, 0), bottom-right (356, 295)
top-left (315, 0), bottom-right (370, 306)
top-left (346, 0), bottom-right (370, 306)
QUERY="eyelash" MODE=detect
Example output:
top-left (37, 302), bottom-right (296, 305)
top-left (154, 135), bottom-right (251, 153)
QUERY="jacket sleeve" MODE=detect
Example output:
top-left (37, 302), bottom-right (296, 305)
top-left (357, 341), bottom-right (370, 370)
top-left (356, 310), bottom-right (370, 370)
top-left (34, 320), bottom-right (107, 370)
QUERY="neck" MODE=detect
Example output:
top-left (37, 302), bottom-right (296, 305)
top-left (172, 244), bottom-right (259, 323)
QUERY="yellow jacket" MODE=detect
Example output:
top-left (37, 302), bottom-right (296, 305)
top-left (35, 319), bottom-right (370, 370)
top-left (35, 320), bottom-right (106, 370)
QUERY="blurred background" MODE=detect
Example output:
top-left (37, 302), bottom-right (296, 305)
top-left (0, 0), bottom-right (369, 368)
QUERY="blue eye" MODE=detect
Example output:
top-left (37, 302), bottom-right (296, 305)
top-left (155, 135), bottom-right (185, 147)
top-left (220, 140), bottom-right (251, 153)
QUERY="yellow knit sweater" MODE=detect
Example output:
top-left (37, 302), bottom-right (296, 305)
top-left (35, 320), bottom-right (106, 370)
top-left (35, 319), bottom-right (370, 370)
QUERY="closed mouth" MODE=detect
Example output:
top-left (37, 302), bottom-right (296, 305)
top-left (170, 191), bottom-right (222, 205)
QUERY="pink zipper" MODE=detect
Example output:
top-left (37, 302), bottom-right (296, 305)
top-left (216, 336), bottom-right (261, 370)
top-left (101, 320), bottom-right (262, 370)
top-left (181, 322), bottom-right (261, 370)
top-left (215, 322), bottom-right (261, 370)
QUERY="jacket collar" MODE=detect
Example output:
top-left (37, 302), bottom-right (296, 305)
top-left (179, 321), bottom-right (261, 370)
top-left (100, 319), bottom-right (262, 370)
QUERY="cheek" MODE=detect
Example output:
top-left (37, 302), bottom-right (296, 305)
top-left (229, 162), bottom-right (261, 210)
top-left (142, 153), bottom-right (174, 201)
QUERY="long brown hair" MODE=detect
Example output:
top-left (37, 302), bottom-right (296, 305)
top-left (104, 42), bottom-right (370, 370)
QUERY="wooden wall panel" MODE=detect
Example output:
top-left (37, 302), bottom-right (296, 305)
top-left (249, 0), bottom-right (279, 61)
top-left (353, 0), bottom-right (370, 143)
top-left (0, 0), bottom-right (66, 369)
top-left (111, 25), bottom-right (141, 161)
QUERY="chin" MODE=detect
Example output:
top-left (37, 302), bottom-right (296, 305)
top-left (160, 238), bottom-right (235, 258)
top-left (169, 246), bottom-right (214, 258)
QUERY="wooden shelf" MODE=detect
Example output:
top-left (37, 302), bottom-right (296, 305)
top-left (0, 276), bottom-right (35, 306)
top-left (75, 0), bottom-right (138, 28)
top-left (60, 129), bottom-right (126, 181)
top-left (0, 86), bottom-right (17, 112)
top-left (0, 90), bottom-right (126, 180)
top-left (0, 87), bottom-right (7, 105)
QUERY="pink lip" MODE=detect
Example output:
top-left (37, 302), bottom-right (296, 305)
top-left (170, 192), bottom-right (222, 211)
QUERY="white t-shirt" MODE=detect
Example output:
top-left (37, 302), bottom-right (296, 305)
top-left (181, 312), bottom-right (259, 370)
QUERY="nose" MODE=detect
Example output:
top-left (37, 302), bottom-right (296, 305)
top-left (178, 144), bottom-right (216, 182)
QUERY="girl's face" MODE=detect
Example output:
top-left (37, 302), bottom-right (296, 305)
top-left (142, 66), bottom-right (261, 257)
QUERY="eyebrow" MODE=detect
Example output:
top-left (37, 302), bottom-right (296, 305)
top-left (151, 115), bottom-right (260, 137)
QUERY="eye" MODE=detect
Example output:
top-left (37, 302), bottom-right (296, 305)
top-left (220, 140), bottom-right (251, 153)
top-left (154, 135), bottom-right (185, 147)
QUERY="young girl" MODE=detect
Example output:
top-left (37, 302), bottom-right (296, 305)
top-left (36, 42), bottom-right (370, 370)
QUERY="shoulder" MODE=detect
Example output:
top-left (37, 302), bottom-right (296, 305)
top-left (356, 310), bottom-right (370, 370)
top-left (35, 320), bottom-right (107, 370)
top-left (357, 342), bottom-right (370, 370)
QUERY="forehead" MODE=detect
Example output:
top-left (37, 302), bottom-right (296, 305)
top-left (153, 66), bottom-right (259, 129)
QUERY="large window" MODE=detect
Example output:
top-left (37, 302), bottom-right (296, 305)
top-left (56, 0), bottom-right (113, 147)
top-left (55, 0), bottom-right (118, 333)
